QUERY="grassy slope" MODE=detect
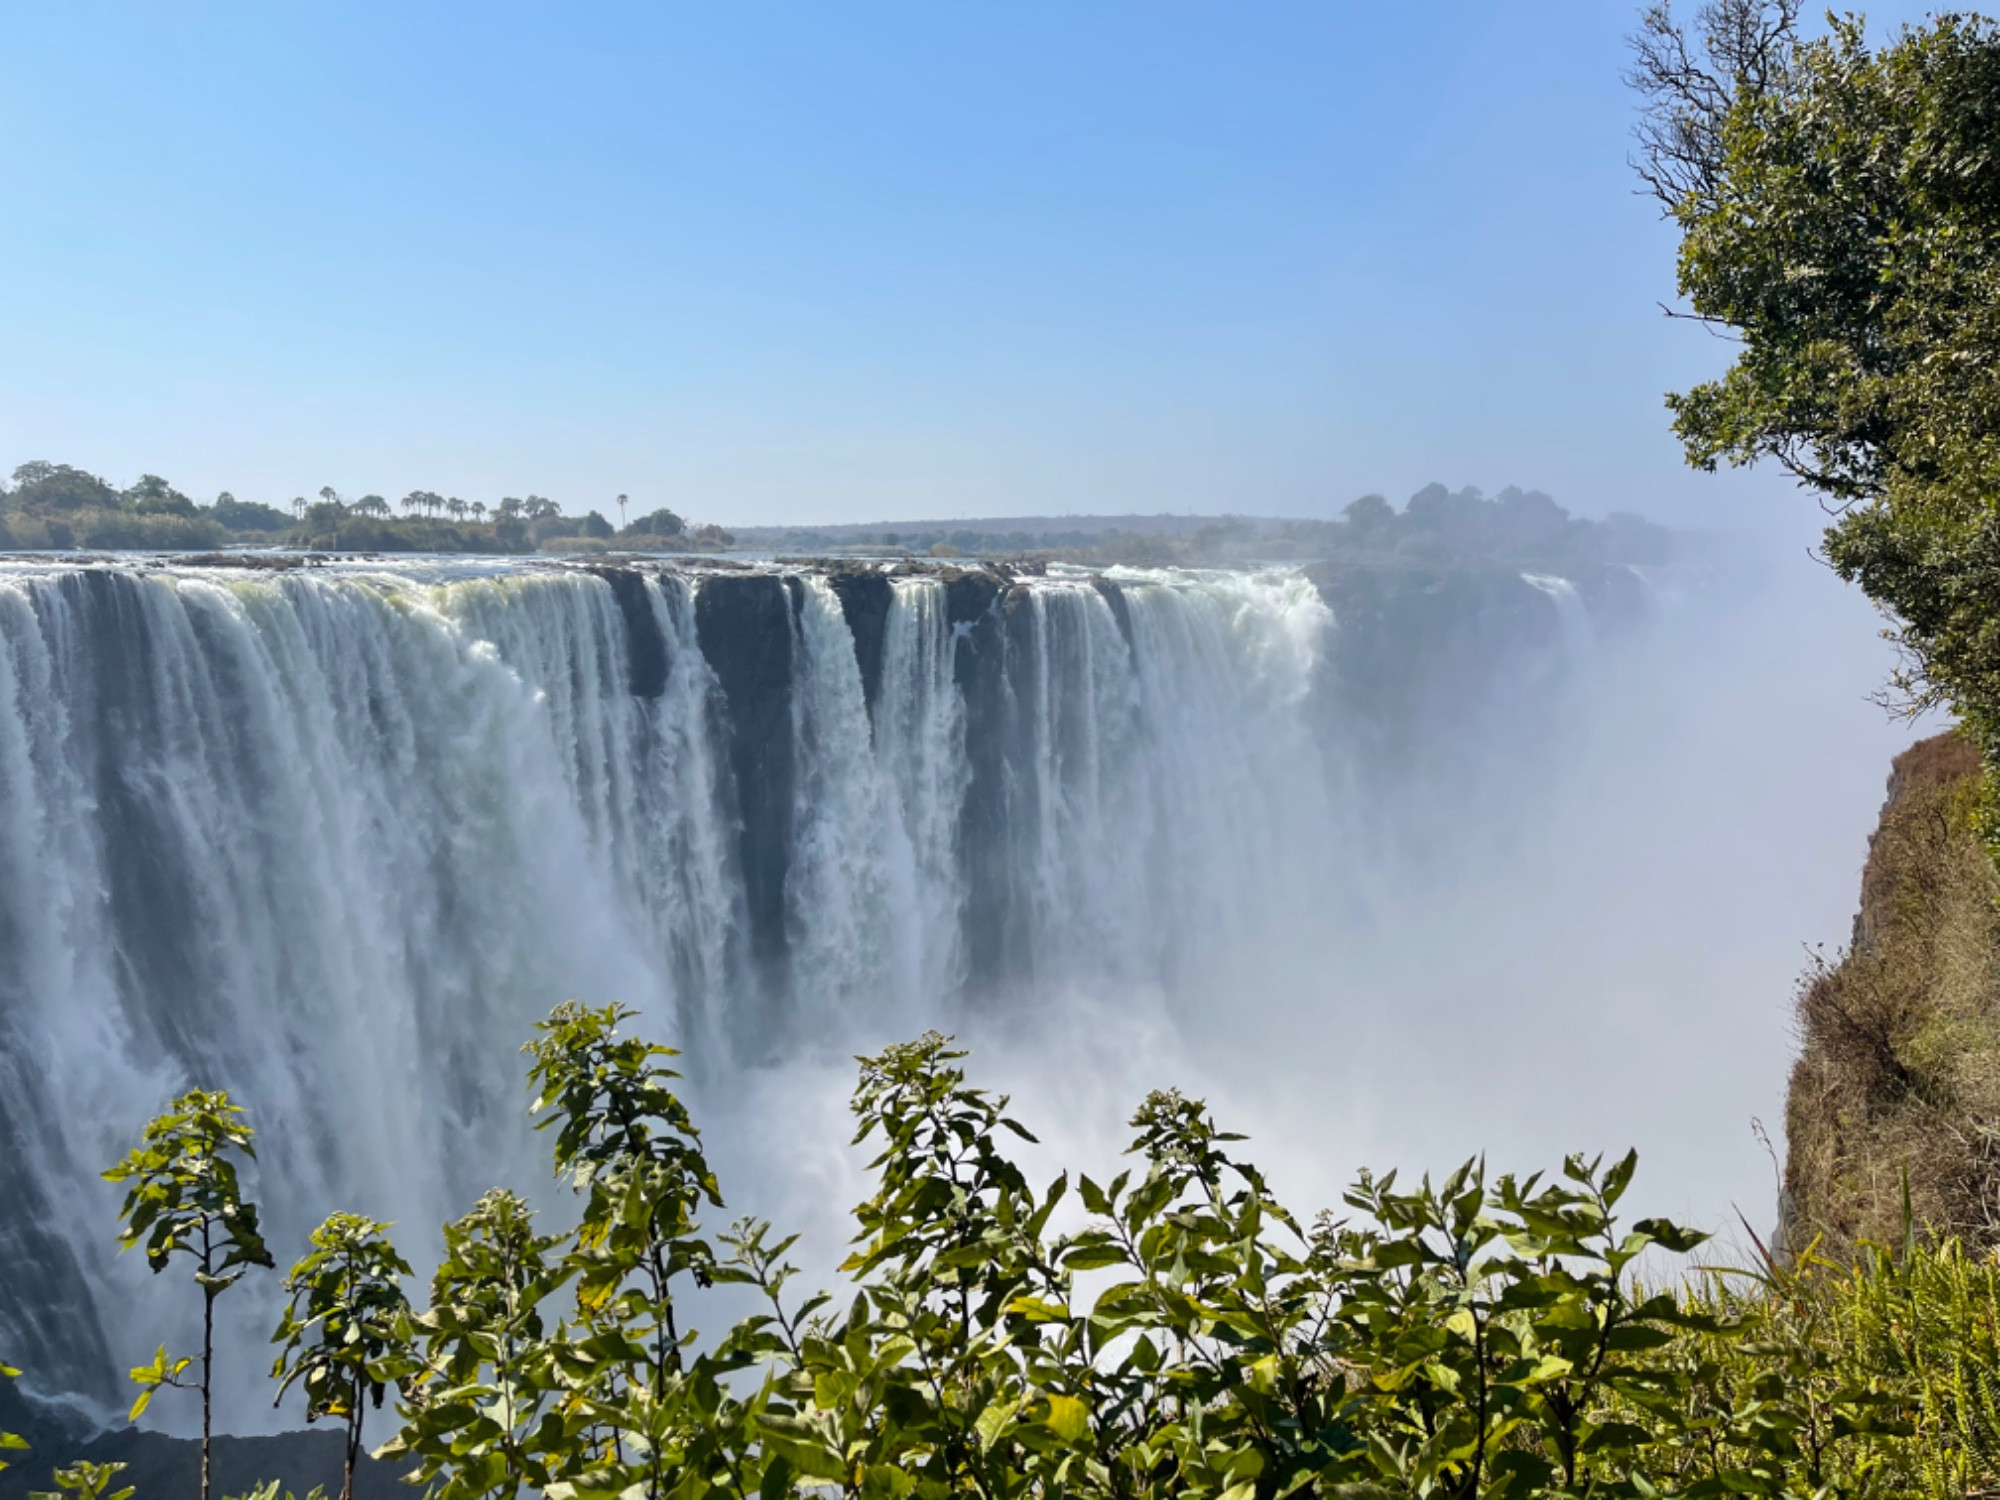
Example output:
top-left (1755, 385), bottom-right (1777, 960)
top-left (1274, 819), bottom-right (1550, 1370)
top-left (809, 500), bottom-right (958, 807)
top-left (1785, 730), bottom-right (2000, 1256)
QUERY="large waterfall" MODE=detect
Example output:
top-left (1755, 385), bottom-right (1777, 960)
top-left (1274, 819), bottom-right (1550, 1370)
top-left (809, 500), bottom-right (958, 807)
top-left (0, 556), bottom-right (1381, 1410)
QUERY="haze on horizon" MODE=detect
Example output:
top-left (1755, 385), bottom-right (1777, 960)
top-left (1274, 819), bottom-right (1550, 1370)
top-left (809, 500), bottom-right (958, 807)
top-left (0, 1), bottom-right (1937, 533)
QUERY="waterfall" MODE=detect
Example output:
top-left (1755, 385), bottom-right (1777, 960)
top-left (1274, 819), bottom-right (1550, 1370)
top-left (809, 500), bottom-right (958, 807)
top-left (1523, 572), bottom-right (1593, 652)
top-left (0, 553), bottom-right (1536, 1416)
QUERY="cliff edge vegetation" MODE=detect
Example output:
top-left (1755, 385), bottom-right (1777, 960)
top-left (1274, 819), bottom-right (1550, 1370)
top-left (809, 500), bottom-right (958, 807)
top-left (1786, 731), bottom-right (2000, 1257)
top-left (1635, 4), bottom-right (2000, 844)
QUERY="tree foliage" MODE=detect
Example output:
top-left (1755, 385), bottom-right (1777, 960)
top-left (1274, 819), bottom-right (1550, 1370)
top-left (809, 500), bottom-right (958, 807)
top-left (1633, 3), bottom-right (2000, 827)
top-left (272, 1215), bottom-right (414, 1500)
top-left (11, 1008), bottom-right (1999, 1496)
top-left (103, 1090), bottom-right (274, 1500)
top-left (358, 1015), bottom-right (2000, 1498)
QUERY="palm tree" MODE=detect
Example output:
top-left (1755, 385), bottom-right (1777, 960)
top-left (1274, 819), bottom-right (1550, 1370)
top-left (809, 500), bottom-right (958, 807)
top-left (472, 501), bottom-right (487, 524)
top-left (617, 493), bottom-right (628, 530)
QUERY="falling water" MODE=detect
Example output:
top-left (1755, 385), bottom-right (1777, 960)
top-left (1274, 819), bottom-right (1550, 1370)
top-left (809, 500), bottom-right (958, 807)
top-left (0, 553), bottom-right (1579, 1416)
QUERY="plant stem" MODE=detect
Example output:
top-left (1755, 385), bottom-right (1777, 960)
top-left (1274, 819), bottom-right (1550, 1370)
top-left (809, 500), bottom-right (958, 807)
top-left (202, 1216), bottom-right (214, 1500)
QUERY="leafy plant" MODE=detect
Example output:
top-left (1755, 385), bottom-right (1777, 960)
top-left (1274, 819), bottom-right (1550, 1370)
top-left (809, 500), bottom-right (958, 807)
top-left (103, 1089), bottom-right (274, 1500)
top-left (1, 1356), bottom-right (27, 1475)
top-left (61, 1002), bottom-right (2000, 1499)
top-left (29, 1461), bottom-right (134, 1500)
top-left (272, 1214), bottom-right (414, 1500)
top-left (521, 1000), bottom-right (730, 1500)
top-left (378, 1190), bottom-right (571, 1500)
top-left (222, 1485), bottom-right (326, 1500)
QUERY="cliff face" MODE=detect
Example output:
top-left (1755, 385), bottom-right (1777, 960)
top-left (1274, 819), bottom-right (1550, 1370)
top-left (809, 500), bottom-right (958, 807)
top-left (1784, 731), bottom-right (2000, 1256)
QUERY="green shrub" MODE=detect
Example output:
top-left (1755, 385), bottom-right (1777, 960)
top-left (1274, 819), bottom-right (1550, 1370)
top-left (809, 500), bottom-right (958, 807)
top-left (74, 510), bottom-right (227, 552)
top-left (15, 1007), bottom-right (2000, 1498)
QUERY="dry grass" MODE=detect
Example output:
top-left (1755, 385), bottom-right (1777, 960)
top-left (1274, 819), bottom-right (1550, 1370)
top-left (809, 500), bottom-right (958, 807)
top-left (1785, 731), bottom-right (2000, 1257)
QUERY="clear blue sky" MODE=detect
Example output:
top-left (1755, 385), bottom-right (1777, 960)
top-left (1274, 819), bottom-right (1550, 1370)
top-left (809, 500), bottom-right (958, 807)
top-left (0, 2), bottom-right (1936, 527)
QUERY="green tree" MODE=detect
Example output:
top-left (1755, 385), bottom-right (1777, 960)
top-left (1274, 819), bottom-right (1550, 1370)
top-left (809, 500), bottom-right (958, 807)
top-left (1632, 4), bottom-right (2000, 826)
top-left (523, 1001), bottom-right (724, 1500)
top-left (211, 492), bottom-right (298, 534)
top-left (370, 1006), bottom-right (1971, 1497)
top-left (103, 1090), bottom-right (274, 1500)
top-left (622, 508), bottom-right (683, 539)
top-left (127, 475), bottom-right (197, 517)
top-left (272, 1214), bottom-right (414, 1500)
top-left (380, 1190), bottom-right (570, 1500)
top-left (8, 462), bottom-right (119, 512)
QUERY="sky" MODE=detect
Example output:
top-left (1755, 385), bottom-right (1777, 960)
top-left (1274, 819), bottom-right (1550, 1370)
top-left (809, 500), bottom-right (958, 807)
top-left (0, 1), bottom-right (1938, 527)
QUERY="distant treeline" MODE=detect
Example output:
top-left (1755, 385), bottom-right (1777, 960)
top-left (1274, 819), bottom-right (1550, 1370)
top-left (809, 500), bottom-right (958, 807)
top-left (741, 485), bottom-right (1677, 569)
top-left (0, 462), bottom-right (734, 555)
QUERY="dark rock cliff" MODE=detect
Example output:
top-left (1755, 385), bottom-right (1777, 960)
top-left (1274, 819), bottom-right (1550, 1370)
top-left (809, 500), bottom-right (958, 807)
top-left (585, 566), bottom-right (669, 698)
top-left (692, 573), bottom-right (799, 1038)
top-left (0, 1369), bottom-right (414, 1500)
top-left (826, 568), bottom-right (893, 718)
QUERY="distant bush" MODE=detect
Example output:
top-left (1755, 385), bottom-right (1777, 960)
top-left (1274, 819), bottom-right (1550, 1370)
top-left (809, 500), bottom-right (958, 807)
top-left (0, 513), bottom-right (73, 550)
top-left (209, 494), bottom-right (292, 534)
top-left (7, 461), bottom-right (118, 512)
top-left (75, 509), bottom-right (227, 551)
top-left (620, 507), bottom-right (685, 540)
top-left (124, 475), bottom-right (198, 518)
top-left (0, 461), bottom-right (743, 558)
top-left (537, 535), bottom-right (613, 555)
top-left (291, 505), bottom-right (517, 555)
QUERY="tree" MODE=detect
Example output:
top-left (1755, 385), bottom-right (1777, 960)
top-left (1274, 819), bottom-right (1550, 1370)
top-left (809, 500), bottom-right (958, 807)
top-left (127, 475), bottom-right (197, 517)
top-left (381, 1191), bottom-right (570, 1500)
top-left (272, 1215), bottom-right (414, 1500)
top-left (8, 462), bottom-right (119, 512)
top-left (523, 1001), bottom-right (723, 1500)
top-left (211, 494), bottom-right (294, 534)
top-left (1627, 0), bottom-right (1802, 210)
top-left (103, 1091), bottom-right (274, 1500)
top-left (623, 508), bottom-right (683, 539)
top-left (329, 1001), bottom-right (1987, 1497)
top-left (616, 494), bottom-right (628, 530)
top-left (1632, 6), bottom-right (2000, 826)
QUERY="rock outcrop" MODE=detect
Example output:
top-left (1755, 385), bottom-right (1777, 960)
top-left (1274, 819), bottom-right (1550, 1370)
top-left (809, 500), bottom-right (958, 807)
top-left (0, 1369), bottom-right (414, 1500)
top-left (692, 573), bottom-right (798, 1029)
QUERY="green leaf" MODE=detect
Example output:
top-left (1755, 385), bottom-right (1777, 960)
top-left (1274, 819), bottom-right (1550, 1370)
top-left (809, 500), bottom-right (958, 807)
top-left (1043, 1393), bottom-right (1089, 1444)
